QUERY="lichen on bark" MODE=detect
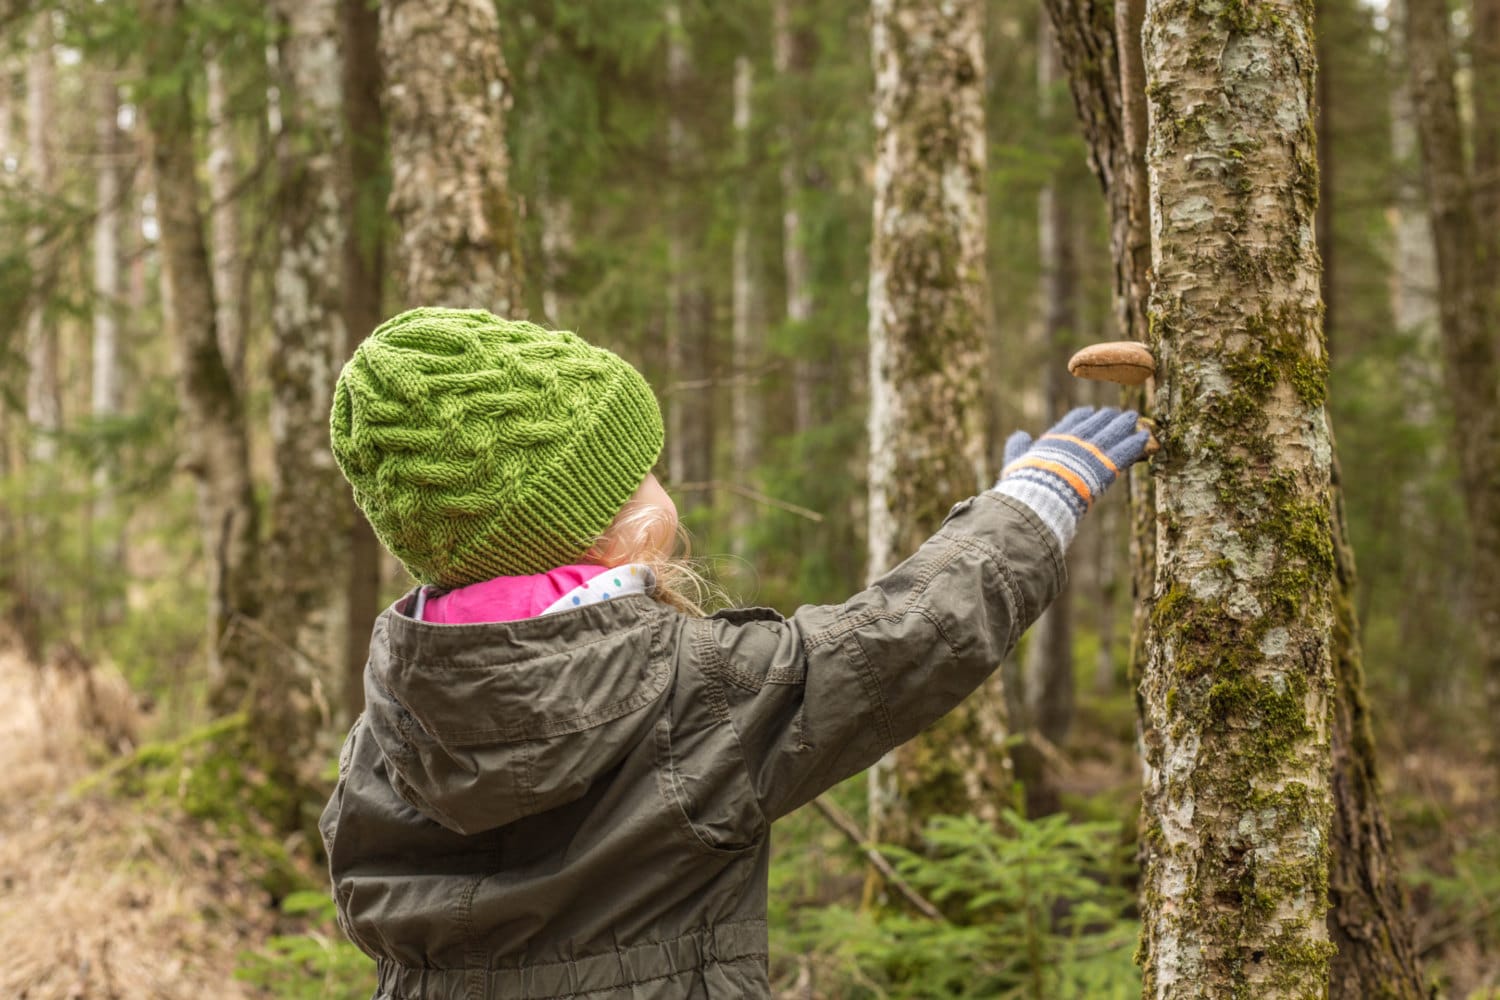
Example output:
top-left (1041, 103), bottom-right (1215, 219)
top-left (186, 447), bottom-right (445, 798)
top-left (1137, 1), bottom-right (1337, 995)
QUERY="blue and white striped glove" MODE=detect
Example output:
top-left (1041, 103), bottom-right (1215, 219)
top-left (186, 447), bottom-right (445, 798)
top-left (991, 406), bottom-right (1151, 550)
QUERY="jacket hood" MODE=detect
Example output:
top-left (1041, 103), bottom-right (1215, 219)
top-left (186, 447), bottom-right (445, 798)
top-left (363, 591), bottom-right (672, 836)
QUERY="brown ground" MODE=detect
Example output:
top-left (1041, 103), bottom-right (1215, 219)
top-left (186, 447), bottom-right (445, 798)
top-left (0, 644), bottom-right (275, 999)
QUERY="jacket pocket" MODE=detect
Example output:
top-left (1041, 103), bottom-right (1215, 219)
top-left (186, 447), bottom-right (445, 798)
top-left (653, 716), bottom-right (767, 857)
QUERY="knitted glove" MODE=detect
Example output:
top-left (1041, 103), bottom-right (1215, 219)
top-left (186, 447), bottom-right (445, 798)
top-left (992, 406), bottom-right (1151, 549)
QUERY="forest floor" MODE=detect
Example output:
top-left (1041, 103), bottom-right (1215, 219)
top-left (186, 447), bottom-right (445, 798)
top-left (0, 643), bottom-right (276, 999)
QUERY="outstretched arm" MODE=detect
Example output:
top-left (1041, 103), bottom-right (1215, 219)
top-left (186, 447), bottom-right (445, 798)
top-left (697, 406), bottom-right (1152, 821)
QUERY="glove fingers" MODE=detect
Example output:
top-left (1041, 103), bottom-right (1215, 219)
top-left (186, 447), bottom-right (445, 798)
top-left (1090, 409), bottom-right (1143, 451)
top-left (1003, 430), bottom-right (1034, 468)
top-left (1106, 427), bottom-right (1153, 468)
top-left (1048, 406), bottom-right (1099, 437)
top-left (1060, 406), bottom-right (1122, 442)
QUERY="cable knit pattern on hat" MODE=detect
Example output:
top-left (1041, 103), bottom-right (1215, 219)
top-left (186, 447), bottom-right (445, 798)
top-left (330, 307), bottom-right (665, 586)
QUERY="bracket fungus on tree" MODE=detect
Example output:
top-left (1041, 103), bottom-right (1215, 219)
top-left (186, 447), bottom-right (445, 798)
top-left (1067, 341), bottom-right (1160, 454)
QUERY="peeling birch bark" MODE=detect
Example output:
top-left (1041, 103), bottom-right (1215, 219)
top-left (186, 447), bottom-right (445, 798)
top-left (866, 0), bottom-right (998, 846)
top-left (1137, 2), bottom-right (1336, 994)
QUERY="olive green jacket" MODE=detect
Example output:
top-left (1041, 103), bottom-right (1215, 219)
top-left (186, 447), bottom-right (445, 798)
top-left (320, 493), bottom-right (1064, 999)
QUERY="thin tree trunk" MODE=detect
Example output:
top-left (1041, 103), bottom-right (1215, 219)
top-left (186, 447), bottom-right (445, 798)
top-left (1406, 0), bottom-right (1500, 757)
top-left (380, 0), bottom-right (521, 312)
top-left (340, 0), bottom-right (385, 722)
top-left (136, 0), bottom-right (263, 707)
top-left (1388, 0), bottom-right (1439, 408)
top-left (1025, 18), bottom-right (1079, 753)
top-left (92, 73), bottom-right (126, 626)
top-left (773, 0), bottom-right (818, 434)
top-left (866, 0), bottom-right (995, 847)
top-left (1137, 2), bottom-right (1336, 993)
top-left (538, 185), bottom-right (573, 326)
top-left (266, 0), bottom-right (348, 746)
top-left (730, 54), bottom-right (761, 563)
top-left (25, 19), bottom-right (58, 465)
top-left (663, 3), bottom-right (713, 510)
top-left (206, 59), bottom-right (245, 392)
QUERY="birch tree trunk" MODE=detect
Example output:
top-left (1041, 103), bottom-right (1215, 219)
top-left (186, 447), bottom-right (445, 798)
top-left (136, 0), bottom-right (264, 706)
top-left (380, 0), bottom-right (521, 312)
top-left (866, 0), bottom-right (996, 846)
top-left (1136, 3), bottom-right (1336, 993)
top-left (340, 0), bottom-right (385, 721)
top-left (266, 0), bottom-right (348, 743)
top-left (730, 54), bottom-right (761, 563)
top-left (1045, 3), bottom-right (1424, 992)
top-left (1406, 0), bottom-right (1500, 758)
top-left (205, 60), bottom-right (245, 392)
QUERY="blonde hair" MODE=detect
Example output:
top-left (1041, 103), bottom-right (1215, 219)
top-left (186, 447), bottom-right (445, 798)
top-left (584, 502), bottom-right (724, 617)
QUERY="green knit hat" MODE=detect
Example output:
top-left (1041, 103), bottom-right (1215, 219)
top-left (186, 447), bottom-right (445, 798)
top-left (330, 307), bottom-right (665, 587)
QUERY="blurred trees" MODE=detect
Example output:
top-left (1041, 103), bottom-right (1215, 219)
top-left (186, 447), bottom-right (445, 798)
top-left (1406, 0), bottom-right (1500, 757)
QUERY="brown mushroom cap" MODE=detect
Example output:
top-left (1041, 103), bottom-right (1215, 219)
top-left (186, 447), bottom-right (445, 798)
top-left (1067, 341), bottom-right (1156, 385)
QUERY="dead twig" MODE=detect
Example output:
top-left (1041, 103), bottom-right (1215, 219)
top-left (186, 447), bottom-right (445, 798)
top-left (672, 481), bottom-right (825, 523)
top-left (809, 795), bottom-right (946, 923)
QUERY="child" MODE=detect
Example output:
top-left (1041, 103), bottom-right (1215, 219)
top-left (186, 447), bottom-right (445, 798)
top-left (321, 307), bottom-right (1150, 1000)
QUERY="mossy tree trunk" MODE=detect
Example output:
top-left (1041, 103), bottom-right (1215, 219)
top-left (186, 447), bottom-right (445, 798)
top-left (380, 0), bottom-right (522, 314)
top-left (1046, 1), bottom-right (1424, 993)
top-left (1405, 0), bottom-right (1500, 761)
top-left (865, 0), bottom-right (998, 847)
top-left (1137, 2), bottom-right (1337, 994)
top-left (265, 0), bottom-right (349, 755)
top-left (136, 0), bottom-right (264, 710)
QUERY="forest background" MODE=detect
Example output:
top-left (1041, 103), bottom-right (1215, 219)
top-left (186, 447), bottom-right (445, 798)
top-left (0, 0), bottom-right (1497, 996)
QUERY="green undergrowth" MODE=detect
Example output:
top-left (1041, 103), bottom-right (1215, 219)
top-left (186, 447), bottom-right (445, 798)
top-left (235, 891), bottom-right (376, 999)
top-left (76, 712), bottom-right (379, 994)
top-left (772, 797), bottom-right (1140, 999)
top-left (76, 712), bottom-right (313, 900)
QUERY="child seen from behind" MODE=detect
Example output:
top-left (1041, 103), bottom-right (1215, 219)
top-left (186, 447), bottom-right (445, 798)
top-left (321, 306), bottom-right (1151, 1000)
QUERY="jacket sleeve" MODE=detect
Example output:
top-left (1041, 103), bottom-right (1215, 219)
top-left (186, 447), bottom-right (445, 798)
top-left (696, 492), bottom-right (1067, 822)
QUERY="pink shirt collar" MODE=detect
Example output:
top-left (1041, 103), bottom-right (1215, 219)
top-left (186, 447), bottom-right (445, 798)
top-left (418, 564), bottom-right (653, 624)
